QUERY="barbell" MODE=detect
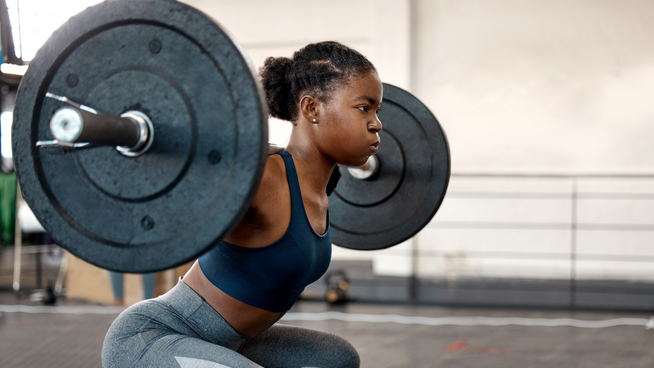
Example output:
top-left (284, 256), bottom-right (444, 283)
top-left (11, 0), bottom-right (450, 273)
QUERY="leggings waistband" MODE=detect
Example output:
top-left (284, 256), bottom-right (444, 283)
top-left (158, 278), bottom-right (247, 349)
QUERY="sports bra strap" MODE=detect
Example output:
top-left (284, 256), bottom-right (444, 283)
top-left (277, 151), bottom-right (305, 223)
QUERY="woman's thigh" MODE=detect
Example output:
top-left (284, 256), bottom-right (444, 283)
top-left (105, 332), bottom-right (262, 368)
top-left (141, 335), bottom-right (263, 368)
top-left (102, 299), bottom-right (259, 368)
top-left (238, 324), bottom-right (360, 368)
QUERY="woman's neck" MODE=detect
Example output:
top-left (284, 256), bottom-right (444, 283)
top-left (284, 129), bottom-right (335, 196)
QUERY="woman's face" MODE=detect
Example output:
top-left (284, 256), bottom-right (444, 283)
top-left (316, 72), bottom-right (383, 166)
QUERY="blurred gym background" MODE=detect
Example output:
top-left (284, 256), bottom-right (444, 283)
top-left (2, 0), bottom-right (654, 311)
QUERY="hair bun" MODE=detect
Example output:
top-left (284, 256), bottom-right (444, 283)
top-left (260, 56), bottom-right (293, 121)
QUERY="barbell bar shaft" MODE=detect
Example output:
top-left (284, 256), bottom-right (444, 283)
top-left (48, 106), bottom-right (379, 176)
top-left (48, 107), bottom-right (296, 159)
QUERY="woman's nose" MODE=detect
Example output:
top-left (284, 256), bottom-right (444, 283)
top-left (369, 116), bottom-right (382, 133)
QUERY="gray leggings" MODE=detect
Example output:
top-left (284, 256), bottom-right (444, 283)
top-left (102, 279), bottom-right (360, 368)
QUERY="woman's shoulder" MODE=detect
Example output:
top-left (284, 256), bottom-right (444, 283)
top-left (225, 153), bottom-right (291, 243)
top-left (248, 153), bottom-right (289, 213)
top-left (245, 153), bottom-right (291, 235)
top-left (260, 153), bottom-right (287, 190)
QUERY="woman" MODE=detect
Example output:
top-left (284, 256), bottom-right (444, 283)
top-left (102, 41), bottom-right (382, 368)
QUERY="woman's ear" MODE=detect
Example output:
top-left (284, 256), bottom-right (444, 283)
top-left (299, 95), bottom-right (320, 124)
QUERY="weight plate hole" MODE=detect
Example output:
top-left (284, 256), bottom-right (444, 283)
top-left (149, 39), bottom-right (162, 54)
top-left (66, 74), bottom-right (79, 88)
top-left (141, 216), bottom-right (155, 230)
top-left (208, 150), bottom-right (221, 164)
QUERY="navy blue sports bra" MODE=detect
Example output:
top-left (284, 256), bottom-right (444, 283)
top-left (198, 151), bottom-right (332, 312)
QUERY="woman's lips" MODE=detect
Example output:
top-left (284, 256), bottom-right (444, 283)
top-left (370, 141), bottom-right (380, 153)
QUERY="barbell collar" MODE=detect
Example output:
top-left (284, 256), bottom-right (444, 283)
top-left (116, 111), bottom-right (155, 157)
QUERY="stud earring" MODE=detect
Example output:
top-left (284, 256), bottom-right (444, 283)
top-left (312, 118), bottom-right (317, 122)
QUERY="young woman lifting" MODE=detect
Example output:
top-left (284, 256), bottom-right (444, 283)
top-left (102, 41), bottom-right (383, 368)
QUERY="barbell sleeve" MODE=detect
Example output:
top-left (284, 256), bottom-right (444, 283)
top-left (50, 106), bottom-right (141, 147)
top-left (49, 106), bottom-right (153, 156)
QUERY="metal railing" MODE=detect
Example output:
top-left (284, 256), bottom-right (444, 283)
top-left (410, 173), bottom-right (654, 308)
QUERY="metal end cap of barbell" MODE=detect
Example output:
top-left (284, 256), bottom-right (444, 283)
top-left (50, 107), bottom-right (84, 143)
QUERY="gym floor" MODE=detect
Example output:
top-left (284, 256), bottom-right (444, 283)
top-left (1, 291), bottom-right (653, 368)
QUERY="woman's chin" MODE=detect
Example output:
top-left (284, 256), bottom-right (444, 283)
top-left (348, 156), bottom-right (370, 167)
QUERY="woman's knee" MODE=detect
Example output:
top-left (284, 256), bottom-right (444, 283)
top-left (102, 314), bottom-right (144, 367)
top-left (102, 300), bottom-right (162, 367)
top-left (242, 325), bottom-right (360, 368)
top-left (321, 332), bottom-right (360, 368)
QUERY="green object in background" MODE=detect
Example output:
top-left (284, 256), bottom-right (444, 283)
top-left (0, 172), bottom-right (17, 246)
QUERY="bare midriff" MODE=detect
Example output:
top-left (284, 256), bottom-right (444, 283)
top-left (182, 261), bottom-right (286, 336)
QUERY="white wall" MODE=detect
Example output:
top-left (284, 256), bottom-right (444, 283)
top-left (412, 0), bottom-right (654, 175)
top-left (181, 0), bottom-right (410, 88)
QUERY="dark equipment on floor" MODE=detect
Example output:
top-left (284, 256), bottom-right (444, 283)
top-left (324, 270), bottom-right (350, 304)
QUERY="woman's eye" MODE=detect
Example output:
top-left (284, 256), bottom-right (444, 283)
top-left (358, 106), bottom-right (369, 112)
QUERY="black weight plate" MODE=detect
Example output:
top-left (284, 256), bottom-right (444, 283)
top-left (12, 0), bottom-right (268, 272)
top-left (329, 83), bottom-right (450, 250)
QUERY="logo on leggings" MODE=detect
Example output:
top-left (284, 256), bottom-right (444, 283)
top-left (174, 356), bottom-right (232, 368)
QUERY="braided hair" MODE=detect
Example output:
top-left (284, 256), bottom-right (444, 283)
top-left (259, 41), bottom-right (377, 123)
